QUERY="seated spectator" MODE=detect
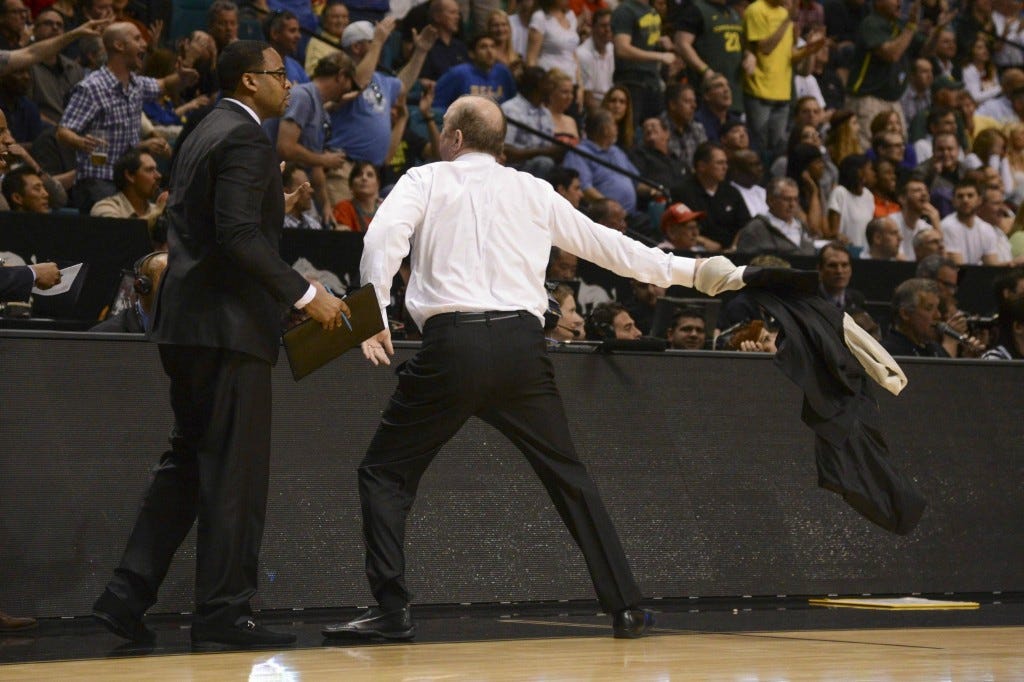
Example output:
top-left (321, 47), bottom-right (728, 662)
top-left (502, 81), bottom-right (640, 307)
top-left (994, 266), bottom-right (1024, 305)
top-left (962, 36), bottom-right (1002, 106)
top-left (657, 202), bottom-right (703, 251)
top-left (264, 9), bottom-right (309, 85)
top-left (488, 10), bottom-right (524, 82)
top-left (419, 0), bottom-right (469, 82)
top-left (28, 8), bottom-right (84, 127)
top-left (825, 110), bottom-right (863, 166)
top-left (548, 282), bottom-right (586, 342)
top-left (862, 216), bottom-right (904, 260)
top-left (871, 158), bottom-right (901, 217)
top-left (586, 301), bottom-right (642, 341)
top-left (678, 141), bottom-right (750, 251)
top-left (141, 49), bottom-right (212, 146)
top-left (716, 253), bottom-right (792, 330)
top-left (584, 196), bottom-right (627, 232)
top-left (718, 120), bottom-right (750, 156)
top-left (625, 279), bottom-right (665, 335)
top-left (977, 68), bottom-right (1024, 124)
top-left (982, 296), bottom-right (1024, 359)
top-left (908, 75), bottom-right (964, 143)
top-left (965, 128), bottom-right (1014, 193)
top-left (827, 154), bottom-right (875, 248)
top-left (575, 7), bottom-right (612, 109)
top-left (91, 250), bottom-right (167, 333)
top-left (913, 106), bottom-right (958, 165)
top-left (916, 132), bottom-right (968, 217)
top-left (665, 307), bottom-right (707, 350)
top-left (736, 177), bottom-right (817, 256)
top-left (659, 82), bottom-right (706, 167)
top-left (629, 117), bottom-right (689, 209)
top-left (729, 149), bottom-right (768, 220)
top-left (501, 65), bottom-right (562, 177)
top-left (694, 74), bottom-right (742, 145)
top-left (542, 68), bottom-right (578, 145)
top-left (867, 110), bottom-right (917, 171)
top-left (0, 66), bottom-right (47, 148)
top-left (304, 0), bottom-right (348, 75)
top-left (912, 228), bottom-right (946, 261)
top-left (785, 142), bottom-right (828, 236)
top-left (282, 164), bottom-right (323, 230)
top-left (0, 132), bottom-right (67, 210)
top-left (433, 33), bottom-right (517, 110)
top-left (977, 185), bottom-right (1020, 262)
top-left (913, 253), bottom-right (983, 356)
top-left (549, 165), bottom-right (584, 208)
top-left (817, 241), bottom-right (865, 311)
top-left (893, 175), bottom-right (942, 260)
top-left (881, 278), bottom-right (950, 357)
top-left (726, 318), bottom-right (778, 354)
top-left (603, 85), bottom-right (636, 150)
top-left (333, 160), bottom-right (381, 231)
top-left (900, 58), bottom-right (933, 125)
top-left (546, 244), bottom-right (578, 280)
top-left (207, 0), bottom-right (240, 55)
top-left (90, 148), bottom-right (166, 235)
top-left (941, 179), bottom-right (1004, 265)
top-left (57, 22), bottom-right (185, 214)
top-left (563, 109), bottom-right (641, 216)
top-left (1, 165), bottom-right (50, 213)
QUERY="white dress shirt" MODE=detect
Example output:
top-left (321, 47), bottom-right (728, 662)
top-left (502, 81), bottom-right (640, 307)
top-left (733, 181), bottom-right (768, 220)
top-left (360, 152), bottom-right (697, 329)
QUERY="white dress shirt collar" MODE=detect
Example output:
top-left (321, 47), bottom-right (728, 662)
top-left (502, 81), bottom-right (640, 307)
top-left (222, 98), bottom-right (261, 124)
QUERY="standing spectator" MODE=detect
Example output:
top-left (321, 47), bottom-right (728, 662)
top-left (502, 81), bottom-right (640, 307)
top-left (0, 66), bottom-right (45, 147)
top-left (333, 160), bottom-right (382, 231)
top-left (576, 7), bottom-right (613, 110)
top-left (671, 0), bottom-right (745, 113)
top-left (929, 28), bottom-right (959, 80)
top-left (275, 51), bottom-right (355, 225)
top-left (955, 0), bottom-right (995, 63)
top-left (892, 175), bottom-right (941, 260)
top-left (659, 82), bottom-right (706, 167)
top-left (433, 33), bottom-right (517, 110)
top-left (678, 141), bottom-right (750, 250)
top-left (900, 58), bottom-right (934, 126)
top-left (694, 73), bottom-right (742, 144)
top-left (827, 153), bottom-right (875, 247)
top-left (862, 216), bottom-right (903, 259)
top-left (420, 0), bottom-right (469, 82)
top-left (207, 0), bottom-right (239, 54)
top-left (665, 307), bottom-right (707, 349)
top-left (28, 8), bottom-right (84, 126)
top-left (601, 85), bottom-right (635, 149)
top-left (941, 179), bottom-right (1003, 265)
top-left (846, 0), bottom-right (951, 149)
top-left (89, 148), bottom-right (167, 235)
top-left (881, 278), bottom-right (948, 356)
top-left (563, 108), bottom-right (641, 215)
top-left (501, 65), bottom-right (562, 176)
top-left (509, 0), bottom-right (534, 58)
top-left (57, 22), bottom-right (187, 213)
top-left (487, 9), bottom-right (523, 80)
top-left (992, 0), bottom-right (1024, 69)
top-left (0, 0), bottom-right (30, 50)
top-left (1, 164), bottom-right (50, 212)
top-left (304, 0), bottom-right (349, 76)
top-left (611, 0), bottom-right (675, 122)
top-left (735, 176), bottom-right (817, 255)
top-left (816, 240), bottom-right (866, 311)
top-left (264, 10), bottom-right (309, 85)
top-left (526, 0), bottom-right (581, 97)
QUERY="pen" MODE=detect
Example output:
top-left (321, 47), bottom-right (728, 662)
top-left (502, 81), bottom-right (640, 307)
top-left (340, 311), bottom-right (353, 331)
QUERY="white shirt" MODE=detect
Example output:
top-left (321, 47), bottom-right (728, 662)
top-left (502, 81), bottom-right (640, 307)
top-left (360, 152), bottom-right (697, 329)
top-left (890, 210), bottom-right (930, 261)
top-left (224, 98), bottom-right (315, 308)
top-left (978, 96), bottom-right (1019, 124)
top-left (732, 182), bottom-right (768, 220)
top-left (765, 212), bottom-right (805, 247)
top-left (827, 185), bottom-right (875, 248)
top-left (940, 213), bottom-right (1001, 265)
top-left (510, 13), bottom-right (530, 59)
top-left (993, 11), bottom-right (1024, 67)
top-left (961, 64), bottom-right (1002, 105)
top-left (529, 10), bottom-right (580, 82)
top-left (576, 36), bottom-right (614, 101)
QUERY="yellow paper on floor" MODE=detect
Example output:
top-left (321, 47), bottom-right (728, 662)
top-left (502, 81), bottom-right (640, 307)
top-left (809, 596), bottom-right (980, 610)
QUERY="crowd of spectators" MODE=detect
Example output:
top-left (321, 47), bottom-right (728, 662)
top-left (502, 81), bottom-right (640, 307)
top-left (2, 0), bottom-right (1024, 359)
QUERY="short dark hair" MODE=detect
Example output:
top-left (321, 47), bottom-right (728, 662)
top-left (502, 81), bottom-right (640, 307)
top-left (585, 108), bottom-right (614, 138)
top-left (837, 154), bottom-right (870, 192)
top-left (668, 307), bottom-right (705, 331)
top-left (693, 140), bottom-right (723, 167)
top-left (263, 9), bottom-right (298, 41)
top-left (218, 39), bottom-right (269, 94)
top-left (993, 266), bottom-right (1024, 304)
top-left (548, 165), bottom-right (579, 192)
top-left (281, 162), bottom-right (303, 188)
top-left (587, 301), bottom-right (627, 338)
top-left (207, 0), bottom-right (238, 24)
top-left (469, 32), bottom-right (496, 51)
top-left (0, 165), bottom-right (41, 208)
top-left (664, 82), bottom-right (694, 108)
top-left (915, 253), bottom-right (958, 279)
top-left (312, 50), bottom-right (355, 79)
top-left (347, 160), bottom-right (379, 187)
top-left (818, 241), bottom-right (850, 267)
top-left (113, 148), bottom-right (147, 192)
top-left (446, 97), bottom-right (506, 156)
top-left (518, 65), bottom-right (547, 98)
top-left (926, 105), bottom-right (955, 130)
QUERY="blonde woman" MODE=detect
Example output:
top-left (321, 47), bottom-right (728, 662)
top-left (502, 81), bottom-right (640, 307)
top-left (487, 9), bottom-right (524, 80)
top-left (825, 110), bottom-right (863, 165)
top-left (546, 69), bottom-right (580, 145)
top-left (1005, 124), bottom-right (1024, 204)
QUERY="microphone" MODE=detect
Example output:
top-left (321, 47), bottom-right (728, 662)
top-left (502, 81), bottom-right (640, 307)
top-left (558, 324), bottom-right (581, 338)
top-left (935, 321), bottom-right (969, 345)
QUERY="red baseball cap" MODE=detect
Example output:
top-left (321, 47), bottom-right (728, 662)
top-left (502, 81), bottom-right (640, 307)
top-left (660, 202), bottom-right (706, 235)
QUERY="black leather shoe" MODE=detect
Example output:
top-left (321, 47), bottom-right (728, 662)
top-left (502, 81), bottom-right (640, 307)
top-left (191, 618), bottom-right (297, 649)
top-left (612, 608), bottom-right (654, 639)
top-left (321, 606), bottom-right (415, 640)
top-left (92, 589), bottom-right (155, 644)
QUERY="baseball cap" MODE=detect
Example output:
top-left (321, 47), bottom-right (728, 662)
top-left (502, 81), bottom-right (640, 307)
top-left (341, 21), bottom-right (374, 49)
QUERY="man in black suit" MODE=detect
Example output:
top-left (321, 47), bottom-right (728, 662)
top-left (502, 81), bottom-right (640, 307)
top-left (92, 40), bottom-right (347, 649)
top-left (816, 241), bottom-right (866, 312)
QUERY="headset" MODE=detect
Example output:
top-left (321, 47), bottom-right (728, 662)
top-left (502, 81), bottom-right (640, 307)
top-left (543, 281), bottom-right (562, 333)
top-left (584, 302), bottom-right (621, 341)
top-left (132, 251), bottom-right (167, 296)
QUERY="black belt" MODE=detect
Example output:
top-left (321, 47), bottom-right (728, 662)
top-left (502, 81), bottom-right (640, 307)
top-left (428, 310), bottom-right (530, 326)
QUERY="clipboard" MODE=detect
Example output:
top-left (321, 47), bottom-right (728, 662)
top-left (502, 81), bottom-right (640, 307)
top-left (282, 283), bottom-right (384, 380)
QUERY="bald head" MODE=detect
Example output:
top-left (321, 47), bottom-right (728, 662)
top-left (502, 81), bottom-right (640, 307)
top-left (102, 22), bottom-right (136, 50)
top-left (441, 96), bottom-right (506, 159)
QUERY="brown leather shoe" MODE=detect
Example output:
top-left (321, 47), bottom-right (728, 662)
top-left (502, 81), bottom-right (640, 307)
top-left (0, 610), bottom-right (38, 632)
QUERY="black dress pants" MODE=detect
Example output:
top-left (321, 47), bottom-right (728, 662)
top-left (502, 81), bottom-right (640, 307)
top-left (105, 345), bottom-right (272, 626)
top-left (358, 312), bottom-right (643, 613)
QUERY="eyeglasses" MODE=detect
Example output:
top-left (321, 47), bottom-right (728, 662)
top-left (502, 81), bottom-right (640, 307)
top-left (247, 68), bottom-right (288, 83)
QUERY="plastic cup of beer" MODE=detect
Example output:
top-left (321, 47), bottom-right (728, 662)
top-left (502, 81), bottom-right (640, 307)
top-left (90, 134), bottom-right (108, 166)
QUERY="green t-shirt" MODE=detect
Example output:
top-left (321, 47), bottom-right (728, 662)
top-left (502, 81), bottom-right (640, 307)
top-left (848, 12), bottom-right (923, 101)
top-left (611, 0), bottom-right (663, 87)
top-left (688, 0), bottom-right (744, 107)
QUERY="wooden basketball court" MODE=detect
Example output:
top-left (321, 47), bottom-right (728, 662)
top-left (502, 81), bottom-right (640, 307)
top-left (2, 615), bottom-right (1021, 680)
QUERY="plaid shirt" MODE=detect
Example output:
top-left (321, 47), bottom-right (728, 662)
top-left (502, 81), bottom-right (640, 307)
top-left (60, 67), bottom-right (161, 181)
top-left (660, 112), bottom-right (707, 167)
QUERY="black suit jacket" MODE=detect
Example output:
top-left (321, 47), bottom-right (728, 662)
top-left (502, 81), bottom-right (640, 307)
top-left (0, 265), bottom-right (33, 302)
top-left (151, 100), bottom-right (309, 364)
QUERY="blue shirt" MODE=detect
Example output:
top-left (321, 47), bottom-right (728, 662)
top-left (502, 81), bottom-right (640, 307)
top-left (433, 62), bottom-right (517, 110)
top-left (285, 55), bottom-right (310, 85)
top-left (564, 140), bottom-right (640, 213)
top-left (329, 72), bottom-right (401, 166)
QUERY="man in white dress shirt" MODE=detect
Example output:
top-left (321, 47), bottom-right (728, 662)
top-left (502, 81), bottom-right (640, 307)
top-left (321, 95), bottom-right (752, 643)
